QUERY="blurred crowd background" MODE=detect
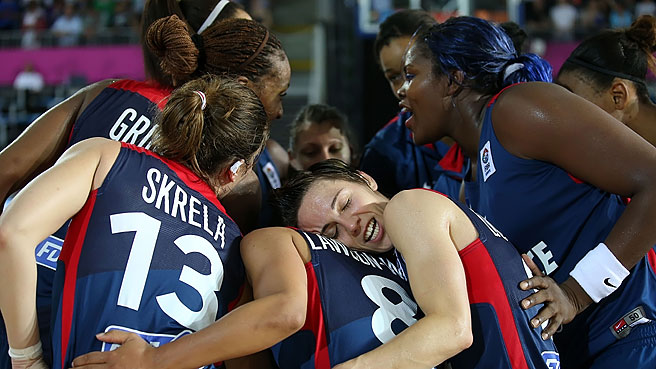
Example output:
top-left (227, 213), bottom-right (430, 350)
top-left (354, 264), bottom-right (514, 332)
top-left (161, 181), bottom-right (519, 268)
top-left (1, 0), bottom-right (655, 152)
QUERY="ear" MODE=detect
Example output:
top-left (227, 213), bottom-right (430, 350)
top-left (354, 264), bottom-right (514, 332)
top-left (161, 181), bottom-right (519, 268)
top-left (609, 79), bottom-right (631, 110)
top-left (446, 70), bottom-right (465, 97)
top-left (357, 170), bottom-right (378, 191)
top-left (236, 76), bottom-right (252, 88)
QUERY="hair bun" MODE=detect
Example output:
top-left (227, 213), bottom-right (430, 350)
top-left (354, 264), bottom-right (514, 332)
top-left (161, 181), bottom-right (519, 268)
top-left (627, 15), bottom-right (656, 53)
top-left (146, 14), bottom-right (199, 84)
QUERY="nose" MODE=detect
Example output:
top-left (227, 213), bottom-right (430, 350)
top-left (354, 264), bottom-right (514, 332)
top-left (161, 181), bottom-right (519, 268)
top-left (396, 82), bottom-right (407, 99)
top-left (340, 214), bottom-right (361, 238)
top-left (318, 148), bottom-right (332, 161)
top-left (275, 104), bottom-right (283, 120)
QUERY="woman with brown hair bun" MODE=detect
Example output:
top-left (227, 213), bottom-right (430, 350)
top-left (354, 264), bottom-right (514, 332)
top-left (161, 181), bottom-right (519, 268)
top-left (0, 2), bottom-right (290, 367)
top-left (0, 76), bottom-right (305, 369)
top-left (557, 15), bottom-right (656, 147)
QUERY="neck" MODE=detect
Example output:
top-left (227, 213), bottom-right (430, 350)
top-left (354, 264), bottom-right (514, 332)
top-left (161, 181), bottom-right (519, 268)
top-left (450, 90), bottom-right (491, 160)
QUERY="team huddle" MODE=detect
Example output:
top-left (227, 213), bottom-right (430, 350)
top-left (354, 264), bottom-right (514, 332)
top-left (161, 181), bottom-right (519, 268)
top-left (2, 1), bottom-right (656, 369)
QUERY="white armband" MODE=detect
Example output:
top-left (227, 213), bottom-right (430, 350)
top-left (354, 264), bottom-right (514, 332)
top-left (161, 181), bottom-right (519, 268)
top-left (8, 342), bottom-right (42, 360)
top-left (569, 243), bottom-right (630, 303)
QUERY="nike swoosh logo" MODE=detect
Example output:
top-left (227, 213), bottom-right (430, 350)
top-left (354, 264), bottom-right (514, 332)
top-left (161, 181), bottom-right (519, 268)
top-left (604, 278), bottom-right (617, 288)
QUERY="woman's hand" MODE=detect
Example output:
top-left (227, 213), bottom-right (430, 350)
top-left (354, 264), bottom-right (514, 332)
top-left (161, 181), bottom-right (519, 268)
top-left (71, 331), bottom-right (155, 369)
top-left (519, 254), bottom-right (585, 340)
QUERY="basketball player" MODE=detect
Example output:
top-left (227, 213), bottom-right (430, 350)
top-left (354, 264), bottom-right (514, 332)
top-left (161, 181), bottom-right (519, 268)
top-left (273, 159), bottom-right (560, 369)
top-left (398, 16), bottom-right (656, 367)
top-left (359, 9), bottom-right (469, 199)
top-left (0, 76), bottom-right (305, 369)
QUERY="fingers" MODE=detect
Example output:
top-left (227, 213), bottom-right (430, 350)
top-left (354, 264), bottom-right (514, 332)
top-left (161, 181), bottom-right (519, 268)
top-left (95, 330), bottom-right (136, 344)
top-left (521, 254), bottom-right (543, 277)
top-left (72, 351), bottom-right (110, 367)
top-left (519, 275), bottom-right (553, 291)
top-left (540, 317), bottom-right (563, 340)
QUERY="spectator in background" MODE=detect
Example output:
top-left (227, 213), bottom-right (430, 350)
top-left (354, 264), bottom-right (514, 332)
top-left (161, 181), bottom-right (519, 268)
top-left (288, 104), bottom-right (355, 171)
top-left (525, 0), bottom-right (552, 39)
top-left (13, 62), bottom-right (44, 93)
top-left (0, 0), bottom-right (21, 30)
top-left (51, 2), bottom-right (83, 46)
top-left (579, 0), bottom-right (609, 36)
top-left (550, 0), bottom-right (578, 40)
top-left (610, 1), bottom-right (634, 28)
top-left (93, 0), bottom-right (115, 28)
top-left (636, 0), bottom-right (656, 17)
top-left (21, 1), bottom-right (47, 48)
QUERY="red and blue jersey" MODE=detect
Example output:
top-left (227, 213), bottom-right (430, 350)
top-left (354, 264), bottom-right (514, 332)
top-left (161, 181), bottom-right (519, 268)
top-left (22, 80), bottom-right (174, 367)
top-left (68, 79), bottom-right (171, 148)
top-left (49, 143), bottom-right (244, 369)
top-left (472, 87), bottom-right (656, 366)
top-left (443, 192), bottom-right (559, 369)
top-left (272, 230), bottom-right (419, 369)
top-left (359, 111), bottom-right (469, 199)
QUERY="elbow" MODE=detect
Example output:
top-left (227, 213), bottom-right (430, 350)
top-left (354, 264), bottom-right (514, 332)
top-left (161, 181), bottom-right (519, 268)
top-left (442, 317), bottom-right (473, 358)
top-left (266, 295), bottom-right (306, 337)
top-left (0, 221), bottom-right (14, 253)
top-left (454, 327), bottom-right (473, 352)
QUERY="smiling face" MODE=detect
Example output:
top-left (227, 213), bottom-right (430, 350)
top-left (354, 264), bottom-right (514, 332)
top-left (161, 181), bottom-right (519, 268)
top-left (297, 178), bottom-right (393, 253)
top-left (291, 123), bottom-right (352, 170)
top-left (379, 36), bottom-right (412, 100)
top-left (397, 42), bottom-right (449, 145)
top-left (251, 53), bottom-right (291, 122)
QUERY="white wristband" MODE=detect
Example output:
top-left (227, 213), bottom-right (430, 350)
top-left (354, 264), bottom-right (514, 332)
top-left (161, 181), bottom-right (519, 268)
top-left (8, 341), bottom-right (43, 360)
top-left (570, 243), bottom-right (630, 303)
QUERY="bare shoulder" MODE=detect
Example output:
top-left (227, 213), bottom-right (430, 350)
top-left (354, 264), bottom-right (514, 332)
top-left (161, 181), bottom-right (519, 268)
top-left (386, 189), bottom-right (455, 215)
top-left (491, 81), bottom-right (610, 160)
top-left (242, 227), bottom-right (311, 262)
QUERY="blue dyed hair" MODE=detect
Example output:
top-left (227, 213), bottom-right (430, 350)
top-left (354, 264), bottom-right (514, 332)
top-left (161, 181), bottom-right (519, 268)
top-left (417, 16), bottom-right (552, 95)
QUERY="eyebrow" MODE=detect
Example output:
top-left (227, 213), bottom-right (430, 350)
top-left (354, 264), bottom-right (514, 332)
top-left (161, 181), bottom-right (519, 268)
top-left (320, 188), bottom-right (343, 235)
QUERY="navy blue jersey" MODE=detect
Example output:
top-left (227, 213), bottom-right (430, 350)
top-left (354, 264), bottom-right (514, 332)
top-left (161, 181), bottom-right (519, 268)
top-left (272, 230), bottom-right (419, 369)
top-left (49, 143), bottom-right (244, 369)
top-left (68, 80), bottom-right (171, 148)
top-left (255, 147), bottom-right (282, 227)
top-left (473, 87), bottom-right (656, 365)
top-left (17, 80), bottom-right (173, 367)
top-left (359, 111), bottom-right (469, 199)
top-left (440, 191), bottom-right (559, 369)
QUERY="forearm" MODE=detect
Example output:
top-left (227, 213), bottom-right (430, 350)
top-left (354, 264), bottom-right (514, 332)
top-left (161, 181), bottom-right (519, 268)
top-left (154, 292), bottom-right (303, 369)
top-left (339, 315), bottom-right (471, 369)
top-left (604, 189), bottom-right (656, 269)
top-left (0, 233), bottom-right (40, 348)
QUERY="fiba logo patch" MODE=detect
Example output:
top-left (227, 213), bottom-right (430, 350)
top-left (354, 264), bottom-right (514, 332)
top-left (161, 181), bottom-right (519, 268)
top-left (541, 351), bottom-right (560, 369)
top-left (480, 141), bottom-right (497, 182)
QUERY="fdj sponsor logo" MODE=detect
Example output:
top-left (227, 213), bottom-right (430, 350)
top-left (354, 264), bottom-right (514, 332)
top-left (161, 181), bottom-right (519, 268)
top-left (541, 351), bottom-right (560, 369)
top-left (482, 148), bottom-right (489, 164)
top-left (35, 236), bottom-right (63, 270)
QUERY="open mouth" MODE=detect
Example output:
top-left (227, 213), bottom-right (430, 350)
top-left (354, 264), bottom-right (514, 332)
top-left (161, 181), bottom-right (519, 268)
top-left (364, 217), bottom-right (380, 242)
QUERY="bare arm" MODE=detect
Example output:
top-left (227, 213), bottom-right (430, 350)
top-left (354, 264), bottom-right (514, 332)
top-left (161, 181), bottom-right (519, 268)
top-left (0, 137), bottom-right (119, 349)
top-left (72, 227), bottom-right (308, 369)
top-left (336, 190), bottom-right (473, 369)
top-left (495, 82), bottom-right (656, 315)
top-left (0, 79), bottom-right (115, 212)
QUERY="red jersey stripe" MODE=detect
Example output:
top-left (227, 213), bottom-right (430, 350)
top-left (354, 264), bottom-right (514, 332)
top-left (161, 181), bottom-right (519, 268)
top-left (303, 261), bottom-right (331, 369)
top-left (59, 189), bottom-right (98, 369)
top-left (459, 239), bottom-right (530, 369)
top-left (108, 80), bottom-right (172, 110)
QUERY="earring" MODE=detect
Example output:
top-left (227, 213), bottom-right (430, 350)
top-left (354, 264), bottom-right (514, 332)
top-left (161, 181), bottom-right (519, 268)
top-left (451, 97), bottom-right (456, 109)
